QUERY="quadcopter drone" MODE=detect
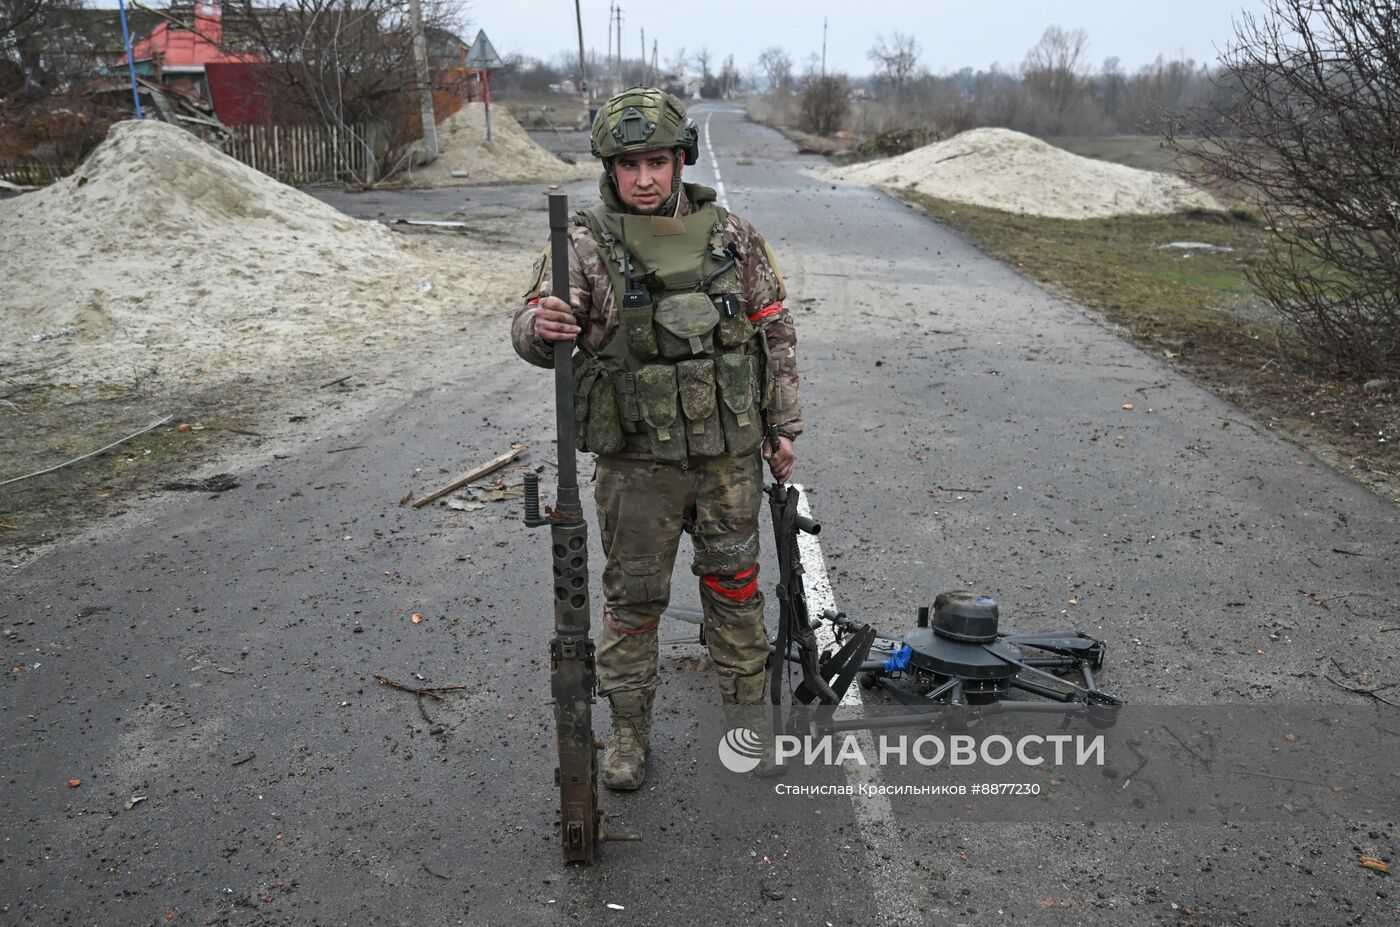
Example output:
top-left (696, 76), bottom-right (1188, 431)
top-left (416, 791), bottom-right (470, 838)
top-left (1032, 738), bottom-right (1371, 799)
top-left (669, 484), bottom-right (1122, 733)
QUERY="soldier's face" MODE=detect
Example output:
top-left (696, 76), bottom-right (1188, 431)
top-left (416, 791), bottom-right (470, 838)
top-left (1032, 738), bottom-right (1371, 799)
top-left (613, 149), bottom-right (679, 214)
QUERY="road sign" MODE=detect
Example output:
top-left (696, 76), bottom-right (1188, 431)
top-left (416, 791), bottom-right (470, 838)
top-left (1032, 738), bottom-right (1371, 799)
top-left (464, 30), bottom-right (504, 70)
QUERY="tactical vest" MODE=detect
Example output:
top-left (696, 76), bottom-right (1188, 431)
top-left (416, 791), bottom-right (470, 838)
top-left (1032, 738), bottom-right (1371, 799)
top-left (571, 182), bottom-right (771, 463)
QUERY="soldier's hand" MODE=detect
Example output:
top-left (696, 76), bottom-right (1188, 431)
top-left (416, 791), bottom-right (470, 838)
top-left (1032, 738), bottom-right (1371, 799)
top-left (763, 436), bottom-right (795, 484)
top-left (533, 295), bottom-right (582, 342)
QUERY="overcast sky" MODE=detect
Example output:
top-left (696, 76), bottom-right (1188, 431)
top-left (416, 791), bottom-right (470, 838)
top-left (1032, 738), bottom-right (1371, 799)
top-left (88, 1), bottom-right (1274, 78)
top-left (476, 0), bottom-right (1273, 77)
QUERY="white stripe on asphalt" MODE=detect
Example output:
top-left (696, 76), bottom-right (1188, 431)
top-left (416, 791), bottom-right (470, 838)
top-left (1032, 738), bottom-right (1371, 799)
top-left (793, 486), bottom-right (920, 924)
top-left (702, 112), bottom-right (729, 207)
top-left (704, 107), bottom-right (918, 922)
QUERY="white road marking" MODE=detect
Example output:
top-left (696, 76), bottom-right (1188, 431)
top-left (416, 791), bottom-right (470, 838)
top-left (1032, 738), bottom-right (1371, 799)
top-left (697, 107), bottom-right (919, 923)
top-left (792, 488), bottom-right (920, 924)
top-left (702, 112), bottom-right (729, 208)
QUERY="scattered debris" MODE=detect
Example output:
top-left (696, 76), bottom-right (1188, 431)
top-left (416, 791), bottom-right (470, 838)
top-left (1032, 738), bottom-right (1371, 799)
top-left (390, 218), bottom-right (467, 229)
top-left (231, 753), bottom-right (256, 767)
top-left (374, 673), bottom-right (470, 732)
top-left (124, 795), bottom-right (147, 810)
top-left (1358, 856), bottom-right (1390, 875)
top-left (1159, 241), bottom-right (1235, 252)
top-left (161, 473), bottom-right (240, 493)
top-left (67, 778), bottom-right (81, 788)
top-left (411, 613), bottom-right (424, 624)
top-left (319, 375), bottom-right (351, 389)
top-left (29, 329), bottom-right (74, 342)
top-left (413, 444), bottom-right (527, 509)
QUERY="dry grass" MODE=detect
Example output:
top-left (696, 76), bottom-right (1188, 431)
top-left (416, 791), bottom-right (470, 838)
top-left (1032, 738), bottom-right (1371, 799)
top-left (899, 191), bottom-right (1398, 501)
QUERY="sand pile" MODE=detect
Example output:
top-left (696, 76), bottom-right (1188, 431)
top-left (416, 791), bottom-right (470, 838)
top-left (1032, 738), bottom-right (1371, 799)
top-left (826, 127), bottom-right (1222, 219)
top-left (408, 102), bottom-right (594, 186)
top-left (0, 120), bottom-right (522, 388)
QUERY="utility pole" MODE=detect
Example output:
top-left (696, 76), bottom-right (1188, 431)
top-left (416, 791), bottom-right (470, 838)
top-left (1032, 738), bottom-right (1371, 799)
top-left (640, 27), bottom-right (646, 84)
top-left (616, 6), bottom-right (623, 82)
top-left (651, 40), bottom-right (658, 86)
top-left (408, 0), bottom-right (437, 161)
top-left (574, 0), bottom-right (589, 122)
top-left (822, 17), bottom-right (828, 77)
top-left (606, 2), bottom-right (613, 76)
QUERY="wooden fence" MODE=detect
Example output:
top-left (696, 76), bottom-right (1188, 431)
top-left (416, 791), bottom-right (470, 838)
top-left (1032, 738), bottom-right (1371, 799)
top-left (224, 122), bottom-right (382, 185)
top-left (1, 121), bottom-right (385, 189)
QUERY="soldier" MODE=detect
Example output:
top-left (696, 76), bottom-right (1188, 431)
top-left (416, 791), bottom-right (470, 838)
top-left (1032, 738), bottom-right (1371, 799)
top-left (511, 87), bottom-right (802, 790)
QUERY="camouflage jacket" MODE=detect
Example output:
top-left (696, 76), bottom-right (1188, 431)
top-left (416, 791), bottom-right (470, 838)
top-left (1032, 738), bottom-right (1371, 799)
top-left (510, 186), bottom-right (803, 447)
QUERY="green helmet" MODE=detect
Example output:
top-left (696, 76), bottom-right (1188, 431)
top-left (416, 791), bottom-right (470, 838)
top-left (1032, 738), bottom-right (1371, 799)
top-left (590, 86), bottom-right (699, 165)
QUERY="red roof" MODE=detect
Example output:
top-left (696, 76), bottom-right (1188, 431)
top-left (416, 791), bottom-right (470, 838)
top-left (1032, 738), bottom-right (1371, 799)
top-left (124, 2), bottom-right (261, 71)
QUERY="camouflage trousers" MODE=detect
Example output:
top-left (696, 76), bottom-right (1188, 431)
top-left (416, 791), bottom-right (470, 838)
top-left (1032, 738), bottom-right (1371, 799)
top-left (594, 453), bottom-right (769, 703)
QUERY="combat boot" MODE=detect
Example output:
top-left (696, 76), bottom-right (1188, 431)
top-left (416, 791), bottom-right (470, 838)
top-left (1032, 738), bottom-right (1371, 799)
top-left (603, 690), bottom-right (653, 791)
top-left (723, 671), bottom-right (788, 778)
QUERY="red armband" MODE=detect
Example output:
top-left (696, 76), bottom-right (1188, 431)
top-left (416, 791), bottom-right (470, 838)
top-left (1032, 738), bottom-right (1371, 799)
top-left (747, 300), bottom-right (783, 323)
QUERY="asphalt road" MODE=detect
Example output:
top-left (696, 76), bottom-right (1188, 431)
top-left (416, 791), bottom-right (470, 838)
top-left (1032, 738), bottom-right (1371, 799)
top-left (4, 104), bottom-right (1397, 926)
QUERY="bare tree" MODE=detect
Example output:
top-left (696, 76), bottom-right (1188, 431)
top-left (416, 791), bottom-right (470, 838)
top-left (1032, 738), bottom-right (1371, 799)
top-left (866, 31), bottom-right (920, 100)
top-left (800, 73), bottom-right (847, 135)
top-left (222, 0), bottom-right (468, 177)
top-left (665, 45), bottom-right (688, 76)
top-left (692, 45), bottom-right (712, 83)
top-left (756, 45), bottom-right (791, 92)
top-left (1022, 25), bottom-right (1090, 113)
top-left (1, 0), bottom-right (93, 102)
top-left (2, 0), bottom-right (116, 164)
top-left (719, 53), bottom-right (739, 98)
top-left (1175, 0), bottom-right (1400, 377)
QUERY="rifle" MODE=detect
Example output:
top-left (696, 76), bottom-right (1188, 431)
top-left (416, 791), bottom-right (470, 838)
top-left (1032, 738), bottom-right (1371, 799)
top-left (765, 481), bottom-right (841, 708)
top-left (522, 194), bottom-right (606, 864)
top-left (764, 421), bottom-right (875, 716)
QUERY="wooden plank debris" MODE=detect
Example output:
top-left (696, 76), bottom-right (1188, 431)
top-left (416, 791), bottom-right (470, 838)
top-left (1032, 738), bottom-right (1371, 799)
top-left (412, 444), bottom-right (526, 509)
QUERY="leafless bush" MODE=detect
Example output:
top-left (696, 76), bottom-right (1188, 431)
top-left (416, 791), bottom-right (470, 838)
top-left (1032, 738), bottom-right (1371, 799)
top-left (800, 73), bottom-right (847, 136)
top-left (1175, 0), bottom-right (1400, 377)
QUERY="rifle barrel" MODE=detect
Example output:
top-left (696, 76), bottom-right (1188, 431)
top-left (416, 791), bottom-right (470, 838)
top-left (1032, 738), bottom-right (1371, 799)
top-left (548, 194), bottom-right (579, 503)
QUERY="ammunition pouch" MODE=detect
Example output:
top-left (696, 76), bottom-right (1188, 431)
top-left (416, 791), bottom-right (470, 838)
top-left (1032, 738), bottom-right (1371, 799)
top-left (573, 357), bottom-right (625, 454)
top-left (654, 293), bottom-right (718, 359)
top-left (636, 364), bottom-right (687, 462)
top-left (620, 293), bottom-right (659, 360)
top-left (712, 293), bottom-right (753, 348)
top-left (715, 353), bottom-right (763, 455)
top-left (677, 359), bottom-right (725, 458)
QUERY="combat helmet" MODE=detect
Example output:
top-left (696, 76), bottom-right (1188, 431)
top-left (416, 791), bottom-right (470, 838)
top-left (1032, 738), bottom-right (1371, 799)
top-left (590, 86), bottom-right (699, 165)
